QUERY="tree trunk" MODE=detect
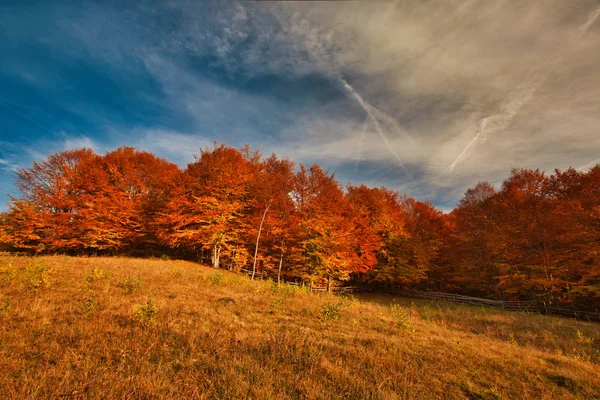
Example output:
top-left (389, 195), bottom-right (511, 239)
top-left (252, 199), bottom-right (272, 280)
top-left (327, 274), bottom-right (332, 293)
top-left (212, 244), bottom-right (221, 269)
top-left (277, 251), bottom-right (284, 284)
top-left (229, 246), bottom-right (235, 271)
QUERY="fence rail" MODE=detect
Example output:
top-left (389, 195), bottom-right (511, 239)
top-left (313, 287), bottom-right (597, 320)
top-left (237, 272), bottom-right (599, 321)
top-left (396, 290), bottom-right (600, 320)
top-left (546, 306), bottom-right (600, 321)
top-left (397, 290), bottom-right (538, 312)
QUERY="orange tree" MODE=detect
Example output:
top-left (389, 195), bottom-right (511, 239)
top-left (293, 165), bottom-right (362, 290)
top-left (158, 144), bottom-right (254, 268)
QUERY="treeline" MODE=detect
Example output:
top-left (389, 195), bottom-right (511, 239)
top-left (0, 145), bottom-right (598, 309)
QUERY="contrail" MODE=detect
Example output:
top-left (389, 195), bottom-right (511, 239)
top-left (448, 71), bottom-right (544, 173)
top-left (279, 11), bottom-right (417, 174)
top-left (0, 99), bottom-right (61, 137)
top-left (575, 6), bottom-right (600, 40)
top-left (368, 105), bottom-right (419, 149)
top-left (576, 157), bottom-right (600, 172)
top-left (448, 117), bottom-right (489, 173)
top-left (354, 118), bottom-right (369, 172)
top-left (340, 77), bottom-right (407, 171)
top-left (447, 5), bottom-right (600, 175)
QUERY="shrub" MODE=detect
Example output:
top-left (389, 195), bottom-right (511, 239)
top-left (77, 295), bottom-right (98, 314)
top-left (270, 299), bottom-right (283, 314)
top-left (0, 262), bottom-right (17, 285)
top-left (24, 261), bottom-right (54, 290)
top-left (389, 303), bottom-right (415, 332)
top-left (576, 330), bottom-right (593, 345)
top-left (133, 298), bottom-right (158, 326)
top-left (270, 282), bottom-right (306, 296)
top-left (209, 273), bottom-right (224, 286)
top-left (116, 274), bottom-right (143, 293)
top-left (169, 269), bottom-right (184, 279)
top-left (84, 266), bottom-right (111, 283)
top-left (320, 301), bottom-right (342, 322)
top-left (0, 296), bottom-right (11, 315)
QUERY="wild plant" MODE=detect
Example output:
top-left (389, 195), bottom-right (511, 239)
top-left (24, 261), bottom-right (54, 289)
top-left (133, 298), bottom-right (158, 326)
top-left (116, 274), bottom-right (143, 293)
top-left (320, 301), bottom-right (342, 322)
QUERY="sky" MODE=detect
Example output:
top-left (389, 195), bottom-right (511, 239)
top-left (1, 0), bottom-right (600, 212)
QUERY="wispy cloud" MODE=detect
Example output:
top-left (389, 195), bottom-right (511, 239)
top-left (577, 157), bottom-right (600, 172)
top-left (446, 4), bottom-right (600, 175)
top-left (2, 0), bottom-right (599, 208)
top-left (62, 135), bottom-right (98, 151)
top-left (339, 78), bottom-right (407, 172)
top-left (0, 158), bottom-right (18, 172)
top-left (134, 129), bottom-right (212, 166)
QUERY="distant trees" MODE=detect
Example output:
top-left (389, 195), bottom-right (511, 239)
top-left (1, 145), bottom-right (598, 307)
top-left (245, 154), bottom-right (298, 281)
top-left (443, 168), bottom-right (600, 309)
top-left (293, 165), bottom-right (365, 289)
top-left (1, 147), bottom-right (180, 254)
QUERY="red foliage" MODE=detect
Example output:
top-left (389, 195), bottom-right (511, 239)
top-left (1, 145), bottom-right (598, 306)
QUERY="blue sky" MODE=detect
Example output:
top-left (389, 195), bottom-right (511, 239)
top-left (1, 0), bottom-right (600, 212)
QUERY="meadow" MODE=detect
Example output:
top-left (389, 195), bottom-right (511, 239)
top-left (0, 254), bottom-right (598, 399)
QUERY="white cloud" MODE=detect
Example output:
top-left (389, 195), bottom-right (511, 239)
top-left (14, 0), bottom-right (600, 207)
top-left (577, 157), bottom-right (600, 172)
top-left (136, 129), bottom-right (212, 166)
top-left (0, 158), bottom-right (19, 173)
top-left (62, 135), bottom-right (98, 151)
top-left (259, 0), bottom-right (600, 194)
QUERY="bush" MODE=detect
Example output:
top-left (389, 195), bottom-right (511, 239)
top-left (116, 274), bottom-right (143, 293)
top-left (0, 262), bottom-right (17, 285)
top-left (133, 298), bottom-right (158, 326)
top-left (270, 282), bottom-right (306, 296)
top-left (389, 303), bottom-right (415, 332)
top-left (320, 301), bottom-right (342, 322)
top-left (84, 266), bottom-right (111, 283)
top-left (0, 296), bottom-right (11, 314)
top-left (210, 272), bottom-right (224, 286)
top-left (24, 261), bottom-right (54, 290)
top-left (77, 295), bottom-right (98, 314)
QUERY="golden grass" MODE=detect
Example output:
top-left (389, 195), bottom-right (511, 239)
top-left (0, 254), bottom-right (598, 399)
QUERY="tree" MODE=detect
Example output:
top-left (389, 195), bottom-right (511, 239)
top-left (293, 165), bottom-right (358, 290)
top-left (346, 185), bottom-right (398, 279)
top-left (3, 148), bottom-right (100, 252)
top-left (158, 144), bottom-right (254, 268)
top-left (398, 198), bottom-right (446, 286)
top-left (245, 154), bottom-right (298, 281)
top-left (98, 147), bottom-right (180, 252)
top-left (2, 143), bottom-right (598, 310)
top-left (446, 182), bottom-right (500, 295)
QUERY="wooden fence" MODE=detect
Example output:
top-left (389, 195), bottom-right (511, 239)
top-left (310, 286), bottom-right (362, 294)
top-left (310, 287), bottom-right (599, 321)
top-left (546, 306), bottom-right (600, 321)
top-left (396, 290), bottom-right (538, 312)
top-left (389, 290), bottom-right (600, 321)
top-left (237, 271), bottom-right (599, 321)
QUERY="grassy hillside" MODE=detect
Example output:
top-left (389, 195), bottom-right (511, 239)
top-left (0, 255), bottom-right (599, 399)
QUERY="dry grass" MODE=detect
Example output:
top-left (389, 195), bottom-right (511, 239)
top-left (0, 255), bottom-right (598, 399)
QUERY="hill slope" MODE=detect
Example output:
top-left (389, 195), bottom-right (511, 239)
top-left (0, 255), bottom-right (598, 399)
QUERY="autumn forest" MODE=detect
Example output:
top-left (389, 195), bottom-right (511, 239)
top-left (1, 145), bottom-right (598, 311)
